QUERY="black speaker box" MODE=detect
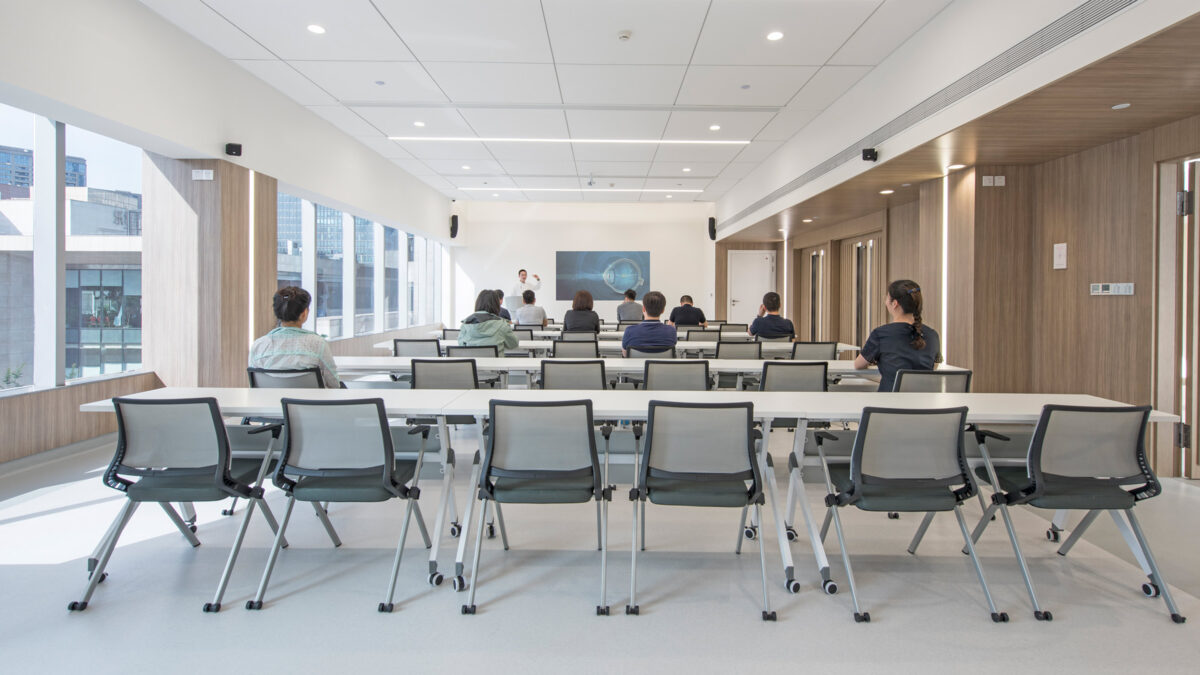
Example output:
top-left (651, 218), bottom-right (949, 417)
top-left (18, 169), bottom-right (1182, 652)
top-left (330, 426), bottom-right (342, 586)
top-left (450, 214), bottom-right (459, 238)
top-left (225, 143), bottom-right (242, 157)
top-left (707, 217), bottom-right (716, 241)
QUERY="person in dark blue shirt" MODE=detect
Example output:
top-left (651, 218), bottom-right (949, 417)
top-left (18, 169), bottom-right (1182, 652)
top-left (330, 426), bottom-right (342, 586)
top-left (621, 291), bottom-right (676, 356)
top-left (667, 295), bottom-right (707, 327)
top-left (749, 291), bottom-right (794, 339)
top-left (855, 279), bottom-right (942, 391)
top-left (494, 290), bottom-right (512, 321)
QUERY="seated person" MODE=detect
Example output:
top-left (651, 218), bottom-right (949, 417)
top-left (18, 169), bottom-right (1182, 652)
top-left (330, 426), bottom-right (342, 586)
top-left (514, 289), bottom-right (548, 327)
top-left (616, 289), bottom-right (644, 322)
top-left (749, 291), bottom-right (795, 339)
top-left (854, 279), bottom-right (942, 391)
top-left (249, 286), bottom-right (340, 388)
top-left (460, 289), bottom-right (519, 356)
top-left (494, 289), bottom-right (512, 322)
top-left (667, 295), bottom-right (707, 327)
top-left (563, 290), bottom-right (601, 332)
top-left (621, 291), bottom-right (676, 356)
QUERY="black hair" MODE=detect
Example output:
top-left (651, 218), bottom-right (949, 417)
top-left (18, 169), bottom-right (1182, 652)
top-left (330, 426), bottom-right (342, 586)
top-left (475, 289), bottom-right (501, 315)
top-left (762, 291), bottom-right (781, 312)
top-left (518, 268), bottom-right (527, 276)
top-left (624, 289), bottom-right (637, 300)
top-left (643, 291), bottom-right (666, 317)
top-left (273, 286), bottom-right (311, 323)
top-left (680, 295), bottom-right (693, 305)
top-left (495, 289), bottom-right (504, 299)
top-left (887, 279), bottom-right (926, 350)
top-left (522, 290), bottom-right (535, 304)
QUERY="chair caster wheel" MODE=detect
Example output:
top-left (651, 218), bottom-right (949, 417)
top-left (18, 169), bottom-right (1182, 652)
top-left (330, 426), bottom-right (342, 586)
top-left (245, 600), bottom-right (262, 610)
top-left (784, 579), bottom-right (801, 594)
top-left (854, 612), bottom-right (870, 623)
top-left (762, 610), bottom-right (777, 622)
top-left (428, 572), bottom-right (444, 587)
top-left (452, 576), bottom-right (466, 592)
top-left (486, 523), bottom-right (496, 539)
top-left (189, 524), bottom-right (198, 533)
top-left (887, 512), bottom-right (899, 520)
top-left (91, 572), bottom-right (107, 583)
top-left (221, 509), bottom-right (235, 516)
top-left (461, 604), bottom-right (476, 615)
top-left (202, 602), bottom-right (220, 613)
top-left (1171, 613), bottom-right (1186, 624)
top-left (1142, 582), bottom-right (1161, 598)
top-left (625, 604), bottom-right (640, 615)
top-left (1034, 610), bottom-right (1052, 621)
top-left (743, 526), bottom-right (757, 540)
top-left (1046, 528), bottom-right (1060, 542)
top-left (449, 522), bottom-right (462, 538)
top-left (991, 612), bottom-right (1010, 623)
top-left (596, 605), bottom-right (610, 616)
top-left (822, 579), bottom-right (838, 595)
top-left (785, 527), bottom-right (797, 542)
top-left (67, 601), bottom-right (87, 612)
top-left (378, 603), bottom-right (394, 613)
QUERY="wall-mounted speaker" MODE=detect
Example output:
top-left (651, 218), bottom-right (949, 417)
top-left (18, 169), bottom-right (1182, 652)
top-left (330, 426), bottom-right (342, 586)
top-left (707, 217), bottom-right (716, 241)
top-left (450, 214), bottom-right (459, 239)
top-left (225, 143), bottom-right (242, 157)
top-left (861, 148), bottom-right (878, 162)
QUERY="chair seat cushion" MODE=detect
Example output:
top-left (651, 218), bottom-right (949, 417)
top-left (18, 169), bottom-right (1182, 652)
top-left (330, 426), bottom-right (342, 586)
top-left (646, 476), bottom-right (750, 507)
top-left (491, 475), bottom-right (595, 504)
top-left (126, 473), bottom-right (232, 503)
top-left (290, 462), bottom-right (416, 503)
top-left (827, 467), bottom-right (958, 512)
top-left (975, 466), bottom-right (1135, 510)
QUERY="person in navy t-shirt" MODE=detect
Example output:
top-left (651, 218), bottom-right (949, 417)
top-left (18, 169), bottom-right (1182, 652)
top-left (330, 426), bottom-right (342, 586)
top-left (748, 291), bottom-right (794, 339)
top-left (621, 291), bottom-right (677, 356)
top-left (855, 279), bottom-right (942, 391)
top-left (667, 295), bottom-right (707, 327)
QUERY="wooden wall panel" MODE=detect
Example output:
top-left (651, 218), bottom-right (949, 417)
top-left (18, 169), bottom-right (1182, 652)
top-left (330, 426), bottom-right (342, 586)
top-left (887, 201), bottom-right (921, 284)
top-left (917, 178), bottom-right (944, 336)
top-left (0, 372), bottom-right (162, 464)
top-left (251, 172), bottom-right (279, 341)
top-left (208, 161), bottom-right (251, 388)
top-left (946, 169), bottom-right (976, 369)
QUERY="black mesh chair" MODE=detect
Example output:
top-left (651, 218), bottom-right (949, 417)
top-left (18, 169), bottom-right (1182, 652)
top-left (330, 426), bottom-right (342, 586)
top-left (247, 366), bottom-right (324, 389)
top-left (790, 342), bottom-right (837, 360)
top-left (393, 338), bottom-right (441, 357)
top-left (643, 360), bottom-right (711, 391)
top-left (445, 346), bottom-right (502, 387)
top-left (552, 340), bottom-right (600, 358)
top-left (716, 341), bottom-right (763, 389)
top-left (894, 369), bottom-right (973, 392)
top-left (442, 328), bottom-right (460, 340)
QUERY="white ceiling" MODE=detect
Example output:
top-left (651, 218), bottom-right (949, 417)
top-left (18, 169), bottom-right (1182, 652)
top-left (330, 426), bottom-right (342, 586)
top-left (140, 0), bottom-right (953, 203)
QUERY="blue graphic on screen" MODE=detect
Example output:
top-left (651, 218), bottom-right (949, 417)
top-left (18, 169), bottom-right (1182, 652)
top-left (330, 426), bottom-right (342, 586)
top-left (556, 251), bottom-right (650, 301)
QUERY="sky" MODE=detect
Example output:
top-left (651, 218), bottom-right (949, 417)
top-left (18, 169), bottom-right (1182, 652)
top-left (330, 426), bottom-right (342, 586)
top-left (0, 102), bottom-right (142, 194)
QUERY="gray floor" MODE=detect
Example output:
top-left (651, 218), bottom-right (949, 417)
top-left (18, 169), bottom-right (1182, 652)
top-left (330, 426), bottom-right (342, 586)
top-left (0, 428), bottom-right (1197, 674)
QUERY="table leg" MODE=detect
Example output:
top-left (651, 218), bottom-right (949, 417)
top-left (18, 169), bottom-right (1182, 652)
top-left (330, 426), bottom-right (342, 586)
top-left (786, 419), bottom-right (833, 589)
top-left (758, 416), bottom-right (795, 592)
top-left (426, 416), bottom-right (454, 584)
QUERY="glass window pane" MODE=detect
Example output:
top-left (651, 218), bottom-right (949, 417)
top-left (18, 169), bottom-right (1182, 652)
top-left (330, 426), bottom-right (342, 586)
top-left (315, 204), bottom-right (343, 339)
top-left (80, 269), bottom-right (99, 287)
top-left (124, 269), bottom-right (140, 294)
top-left (354, 217), bottom-right (374, 335)
top-left (384, 227), bottom-right (400, 329)
top-left (0, 102), bottom-right (36, 390)
top-left (276, 192), bottom-right (302, 290)
top-left (101, 269), bottom-right (122, 287)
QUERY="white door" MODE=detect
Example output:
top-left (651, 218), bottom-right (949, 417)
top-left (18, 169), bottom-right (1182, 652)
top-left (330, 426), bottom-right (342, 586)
top-left (727, 250), bottom-right (776, 323)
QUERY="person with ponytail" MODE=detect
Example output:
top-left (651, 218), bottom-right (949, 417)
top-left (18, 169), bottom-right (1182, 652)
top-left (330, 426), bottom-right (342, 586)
top-left (248, 286), bottom-right (341, 388)
top-left (854, 279), bottom-right (941, 392)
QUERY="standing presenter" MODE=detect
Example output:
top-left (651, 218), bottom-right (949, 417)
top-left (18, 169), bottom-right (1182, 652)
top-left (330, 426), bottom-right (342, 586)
top-left (510, 268), bottom-right (540, 312)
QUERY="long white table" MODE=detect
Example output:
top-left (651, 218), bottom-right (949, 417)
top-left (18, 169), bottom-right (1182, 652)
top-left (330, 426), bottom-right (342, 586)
top-left (377, 338), bottom-right (859, 357)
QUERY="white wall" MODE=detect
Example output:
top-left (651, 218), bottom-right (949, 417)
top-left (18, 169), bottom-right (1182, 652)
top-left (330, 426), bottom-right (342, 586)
top-left (0, 0), bottom-right (449, 241)
top-left (451, 202), bottom-right (716, 324)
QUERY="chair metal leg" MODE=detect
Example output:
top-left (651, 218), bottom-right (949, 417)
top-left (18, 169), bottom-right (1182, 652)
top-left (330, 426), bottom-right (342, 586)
top-left (255, 498), bottom-right (289, 549)
top-left (640, 495), bottom-right (647, 551)
top-left (827, 502), bottom-right (865, 621)
top-left (907, 511), bottom-right (937, 555)
top-left (247, 495), bottom-right (295, 609)
top-left (312, 501), bottom-right (342, 547)
top-left (462, 499), bottom-right (490, 614)
top-left (381, 498), bottom-right (418, 612)
top-left (627, 496), bottom-right (641, 615)
top-left (755, 503), bottom-right (776, 621)
top-left (599, 495), bottom-right (609, 615)
top-left (427, 416), bottom-right (455, 581)
top-left (88, 508), bottom-right (126, 575)
top-left (207, 497), bottom-right (260, 612)
top-left (1122, 510), bottom-right (1186, 623)
top-left (493, 501), bottom-right (510, 551)
top-left (69, 500), bottom-right (138, 610)
top-left (995, 502), bottom-right (1048, 619)
top-left (1056, 509), bottom-right (1101, 556)
top-left (160, 502), bottom-right (202, 547)
top-left (1106, 510), bottom-right (1152, 574)
top-left (179, 502), bottom-right (197, 524)
top-left (736, 505), bottom-right (749, 554)
top-left (820, 508), bottom-right (832, 543)
top-left (595, 500), bottom-right (604, 551)
top-left (412, 502), bottom-right (432, 549)
top-left (222, 497), bottom-right (240, 516)
top-left (967, 503), bottom-right (1000, 550)
top-left (453, 457), bottom-right (484, 578)
top-left (953, 505), bottom-right (1006, 621)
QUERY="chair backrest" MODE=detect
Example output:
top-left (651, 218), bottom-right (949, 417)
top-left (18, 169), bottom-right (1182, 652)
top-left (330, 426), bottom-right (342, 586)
top-left (545, 318), bottom-right (556, 325)
top-left (674, 325), bottom-right (695, 338)
top-left (628, 346), bottom-right (676, 359)
top-left (446, 345), bottom-right (499, 358)
top-left (482, 400), bottom-right (600, 495)
top-left (393, 338), bottom-right (441, 357)
top-left (512, 329), bottom-right (534, 341)
top-left (561, 331), bottom-right (597, 341)
top-left (411, 359), bottom-right (479, 389)
top-left (1027, 405), bottom-right (1155, 489)
top-left (642, 401), bottom-right (759, 497)
top-left (552, 339), bottom-right (599, 358)
top-left (541, 360), bottom-right (607, 390)
top-left (684, 329), bottom-right (721, 341)
top-left (109, 398), bottom-right (229, 486)
top-left (716, 340), bottom-right (762, 360)
top-left (790, 341), bottom-right (837, 360)
top-left (618, 320), bottom-right (640, 328)
top-left (720, 323), bottom-right (748, 333)
top-left (850, 407), bottom-right (969, 490)
top-left (760, 361), bottom-right (827, 392)
top-left (442, 328), bottom-right (460, 340)
top-left (893, 369), bottom-right (972, 393)
top-left (515, 324), bottom-right (542, 333)
top-left (247, 367), bottom-right (325, 389)
top-left (278, 398), bottom-right (393, 486)
top-left (757, 335), bottom-right (793, 342)
top-left (644, 360), bottom-right (710, 391)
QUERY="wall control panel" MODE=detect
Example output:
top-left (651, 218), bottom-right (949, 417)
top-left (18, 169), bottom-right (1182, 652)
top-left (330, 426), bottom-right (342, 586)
top-left (1090, 282), bottom-right (1134, 296)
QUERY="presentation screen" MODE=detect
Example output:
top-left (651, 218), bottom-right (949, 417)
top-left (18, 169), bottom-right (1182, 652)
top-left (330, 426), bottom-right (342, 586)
top-left (555, 251), bottom-right (650, 301)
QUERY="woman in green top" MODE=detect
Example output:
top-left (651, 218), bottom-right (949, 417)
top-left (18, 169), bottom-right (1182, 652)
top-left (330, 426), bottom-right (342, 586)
top-left (458, 290), bottom-right (519, 356)
top-left (248, 286), bottom-right (340, 388)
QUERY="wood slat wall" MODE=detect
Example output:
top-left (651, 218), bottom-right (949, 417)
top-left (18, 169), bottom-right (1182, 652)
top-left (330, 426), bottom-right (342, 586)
top-left (251, 172), bottom-right (279, 341)
top-left (946, 168), bottom-right (976, 370)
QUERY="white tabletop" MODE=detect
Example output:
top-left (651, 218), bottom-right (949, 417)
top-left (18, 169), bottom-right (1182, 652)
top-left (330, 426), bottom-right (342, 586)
top-left (78, 386), bottom-right (465, 417)
top-left (375, 339), bottom-right (859, 354)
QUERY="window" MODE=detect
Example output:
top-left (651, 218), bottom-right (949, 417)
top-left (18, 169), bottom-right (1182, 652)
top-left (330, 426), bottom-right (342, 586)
top-left (315, 204), bottom-right (343, 338)
top-left (276, 191), bottom-right (302, 290)
top-left (354, 217), bottom-right (374, 335)
top-left (384, 227), bottom-right (401, 329)
top-left (0, 102), bottom-right (35, 390)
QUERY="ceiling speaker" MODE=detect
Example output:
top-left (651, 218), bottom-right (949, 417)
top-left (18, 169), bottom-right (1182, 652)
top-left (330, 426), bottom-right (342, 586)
top-left (707, 217), bottom-right (716, 241)
top-left (861, 148), bottom-right (878, 162)
top-left (450, 214), bottom-right (459, 239)
top-left (224, 143), bottom-right (242, 157)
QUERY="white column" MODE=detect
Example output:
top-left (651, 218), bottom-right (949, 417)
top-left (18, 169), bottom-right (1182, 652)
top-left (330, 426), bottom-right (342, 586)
top-left (399, 232), bottom-right (410, 328)
top-left (373, 223), bottom-right (385, 333)
top-left (342, 212), bottom-right (355, 337)
top-left (32, 117), bottom-right (65, 388)
top-left (300, 199), bottom-right (316, 332)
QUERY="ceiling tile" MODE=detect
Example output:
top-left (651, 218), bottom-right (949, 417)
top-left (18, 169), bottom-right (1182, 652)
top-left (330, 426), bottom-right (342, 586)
top-left (373, 0), bottom-right (553, 63)
top-left (557, 65), bottom-right (687, 105)
top-left (575, 161), bottom-right (652, 177)
top-left (702, 177), bottom-right (741, 196)
top-left (235, 59), bottom-right (336, 105)
top-left (415, 174), bottom-right (457, 191)
top-left (352, 106), bottom-right (473, 137)
top-left (582, 176), bottom-right (646, 190)
top-left (828, 0), bottom-right (953, 65)
top-left (141, 0), bottom-right (275, 59)
top-left (691, 0), bottom-right (879, 65)
top-left (422, 159), bottom-right (507, 175)
top-left (306, 105), bottom-right (381, 136)
top-left (570, 144), bottom-right (659, 162)
top-left (483, 142), bottom-right (576, 162)
top-left (731, 139), bottom-right (783, 163)
top-left (290, 61), bottom-right (447, 103)
top-left (202, 0), bottom-right (416, 60)
top-left (754, 107), bottom-right (821, 141)
top-left (582, 192), bottom-right (644, 203)
top-left (647, 161), bottom-right (729, 177)
top-left (447, 175), bottom-right (517, 189)
top-left (543, 0), bottom-right (710, 65)
top-left (644, 177), bottom-right (713, 190)
top-left (651, 144), bottom-right (744, 163)
top-left (662, 111), bottom-right (775, 140)
top-left (676, 66), bottom-right (818, 107)
top-left (458, 109), bottom-right (570, 138)
top-left (424, 63), bottom-right (561, 104)
top-left (397, 140), bottom-right (496, 160)
top-left (641, 192), bottom-right (697, 202)
top-left (354, 135), bottom-right (414, 159)
top-left (565, 110), bottom-right (670, 140)
top-left (390, 158), bottom-right (437, 175)
top-left (787, 66), bottom-right (871, 110)
top-left (716, 163), bottom-right (758, 181)
top-left (528, 190), bottom-right (585, 202)
top-left (513, 176), bottom-right (582, 189)
top-left (500, 160), bottom-right (579, 176)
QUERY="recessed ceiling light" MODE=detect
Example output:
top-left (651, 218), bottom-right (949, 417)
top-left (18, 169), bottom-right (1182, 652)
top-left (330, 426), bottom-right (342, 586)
top-left (461, 165), bottom-right (471, 170)
top-left (802, 218), bottom-right (813, 223)
top-left (307, 24), bottom-right (326, 34)
top-left (946, 164), bottom-right (966, 171)
top-left (1112, 102), bottom-right (1131, 110)
top-left (413, 121), bottom-right (425, 127)
top-left (767, 31), bottom-right (784, 41)
top-left (901, 183), bottom-right (911, 187)
top-left (492, 193), bottom-right (499, 197)
top-left (682, 167), bottom-right (692, 172)
top-left (709, 124), bottom-right (721, 131)
top-left (666, 195), bottom-right (673, 199)
top-left (778, 228), bottom-right (787, 233)
top-left (374, 80), bottom-right (385, 86)
top-left (879, 189), bottom-right (894, 195)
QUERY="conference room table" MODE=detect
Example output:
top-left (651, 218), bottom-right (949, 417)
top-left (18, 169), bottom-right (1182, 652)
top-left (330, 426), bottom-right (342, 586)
top-left (427, 329), bottom-right (849, 344)
top-left (81, 387), bottom-right (1173, 595)
top-left (377, 339), bottom-right (860, 358)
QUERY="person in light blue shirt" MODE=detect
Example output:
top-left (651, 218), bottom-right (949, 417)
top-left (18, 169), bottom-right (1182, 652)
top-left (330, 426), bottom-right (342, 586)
top-left (248, 286), bottom-right (340, 388)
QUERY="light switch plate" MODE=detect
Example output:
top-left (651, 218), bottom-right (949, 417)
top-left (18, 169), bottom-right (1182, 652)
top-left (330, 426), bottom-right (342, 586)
top-left (981, 175), bottom-right (995, 186)
top-left (191, 169), bottom-right (213, 181)
top-left (1053, 243), bottom-right (1067, 269)
top-left (994, 175), bottom-right (1006, 186)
